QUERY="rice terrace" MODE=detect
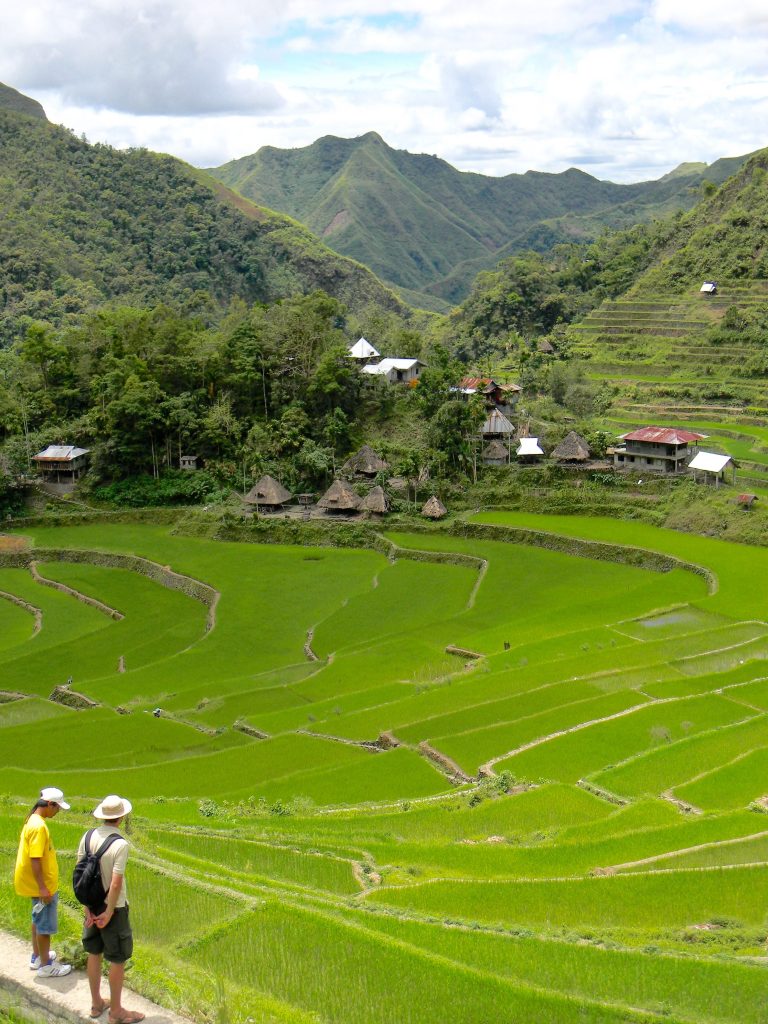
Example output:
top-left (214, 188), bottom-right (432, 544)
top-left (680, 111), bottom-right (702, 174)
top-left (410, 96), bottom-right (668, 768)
top-left (3, 512), bottom-right (768, 1023)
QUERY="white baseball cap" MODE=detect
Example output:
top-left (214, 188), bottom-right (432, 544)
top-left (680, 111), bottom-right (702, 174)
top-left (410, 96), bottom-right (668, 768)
top-left (40, 787), bottom-right (70, 810)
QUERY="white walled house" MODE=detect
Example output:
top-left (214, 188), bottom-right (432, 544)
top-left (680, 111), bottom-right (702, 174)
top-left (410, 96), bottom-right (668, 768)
top-left (362, 358), bottom-right (424, 385)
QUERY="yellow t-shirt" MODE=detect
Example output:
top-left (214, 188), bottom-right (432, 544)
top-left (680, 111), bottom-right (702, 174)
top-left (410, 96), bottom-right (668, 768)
top-left (14, 813), bottom-right (59, 897)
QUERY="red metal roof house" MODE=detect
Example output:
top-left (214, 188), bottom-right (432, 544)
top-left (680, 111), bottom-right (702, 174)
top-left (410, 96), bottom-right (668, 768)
top-left (613, 427), bottom-right (706, 474)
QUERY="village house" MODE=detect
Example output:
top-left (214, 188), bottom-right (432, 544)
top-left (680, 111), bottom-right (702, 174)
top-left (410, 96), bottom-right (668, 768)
top-left (179, 454), bottom-right (199, 471)
top-left (452, 377), bottom-right (522, 411)
top-left (318, 479), bottom-right (362, 515)
top-left (349, 337), bottom-right (380, 361)
top-left (342, 445), bottom-right (389, 479)
top-left (551, 431), bottom-right (591, 465)
top-left (244, 474), bottom-right (292, 512)
top-left (362, 358), bottom-right (424, 385)
top-left (482, 439), bottom-right (510, 466)
top-left (32, 445), bottom-right (90, 486)
top-left (516, 437), bottom-right (544, 463)
top-left (479, 408), bottom-right (515, 440)
top-left (613, 427), bottom-right (706, 474)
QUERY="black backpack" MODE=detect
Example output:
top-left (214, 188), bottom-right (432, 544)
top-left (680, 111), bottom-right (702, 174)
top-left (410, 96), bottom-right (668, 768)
top-left (72, 830), bottom-right (122, 912)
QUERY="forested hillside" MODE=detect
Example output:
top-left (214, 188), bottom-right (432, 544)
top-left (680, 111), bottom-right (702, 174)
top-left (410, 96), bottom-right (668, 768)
top-left (0, 107), bottom-right (410, 348)
top-left (210, 131), bottom-right (750, 308)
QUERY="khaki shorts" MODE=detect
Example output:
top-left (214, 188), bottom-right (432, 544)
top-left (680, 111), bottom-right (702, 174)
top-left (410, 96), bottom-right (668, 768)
top-left (82, 906), bottom-right (133, 963)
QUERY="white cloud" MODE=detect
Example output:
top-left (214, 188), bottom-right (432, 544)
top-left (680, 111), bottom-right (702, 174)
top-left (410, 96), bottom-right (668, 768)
top-left (1, 1), bottom-right (767, 182)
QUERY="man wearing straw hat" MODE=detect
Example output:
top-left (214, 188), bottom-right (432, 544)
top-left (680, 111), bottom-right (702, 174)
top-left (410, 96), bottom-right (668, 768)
top-left (14, 786), bottom-right (73, 977)
top-left (77, 795), bottom-right (144, 1024)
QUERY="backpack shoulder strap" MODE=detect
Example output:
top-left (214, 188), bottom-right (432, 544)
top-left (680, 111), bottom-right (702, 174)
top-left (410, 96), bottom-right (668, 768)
top-left (83, 828), bottom-right (95, 855)
top-left (94, 832), bottom-right (122, 860)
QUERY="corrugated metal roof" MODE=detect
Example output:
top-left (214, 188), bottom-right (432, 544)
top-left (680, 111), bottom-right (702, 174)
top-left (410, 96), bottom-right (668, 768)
top-left (362, 358), bottom-right (421, 374)
top-left (621, 427), bottom-right (706, 444)
top-left (33, 445), bottom-right (90, 462)
top-left (480, 409), bottom-right (515, 435)
top-left (517, 437), bottom-right (544, 456)
top-left (688, 451), bottom-right (732, 473)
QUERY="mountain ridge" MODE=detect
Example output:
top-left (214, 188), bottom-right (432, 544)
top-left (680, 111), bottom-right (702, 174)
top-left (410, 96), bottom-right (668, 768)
top-left (209, 133), bottom-right (757, 307)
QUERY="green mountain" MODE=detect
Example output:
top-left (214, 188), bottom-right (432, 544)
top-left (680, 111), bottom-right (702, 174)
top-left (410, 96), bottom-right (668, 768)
top-left (0, 82), bottom-right (47, 119)
top-left (209, 132), bottom-right (754, 309)
top-left (0, 105), bottom-right (410, 346)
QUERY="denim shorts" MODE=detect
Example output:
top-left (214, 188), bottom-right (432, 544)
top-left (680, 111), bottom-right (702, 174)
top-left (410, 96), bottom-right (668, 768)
top-left (31, 892), bottom-right (58, 935)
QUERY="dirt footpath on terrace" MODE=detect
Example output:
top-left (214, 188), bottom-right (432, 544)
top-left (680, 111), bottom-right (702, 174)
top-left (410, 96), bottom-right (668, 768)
top-left (0, 930), bottom-right (192, 1024)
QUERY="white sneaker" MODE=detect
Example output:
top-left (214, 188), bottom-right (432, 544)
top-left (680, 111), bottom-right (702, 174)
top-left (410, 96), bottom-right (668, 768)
top-left (30, 951), bottom-right (57, 970)
top-left (37, 962), bottom-right (71, 978)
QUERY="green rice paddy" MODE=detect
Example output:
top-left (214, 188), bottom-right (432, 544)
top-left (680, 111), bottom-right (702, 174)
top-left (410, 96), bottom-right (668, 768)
top-left (2, 513), bottom-right (768, 1023)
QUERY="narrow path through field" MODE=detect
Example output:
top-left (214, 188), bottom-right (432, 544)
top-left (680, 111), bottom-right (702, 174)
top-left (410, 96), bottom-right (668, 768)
top-left (0, 929), bottom-right (192, 1024)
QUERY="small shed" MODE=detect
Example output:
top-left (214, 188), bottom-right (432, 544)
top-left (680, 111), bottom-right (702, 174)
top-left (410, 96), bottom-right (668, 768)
top-left (516, 437), bottom-right (544, 462)
top-left (480, 409), bottom-right (515, 439)
top-left (180, 455), bottom-right (199, 471)
top-left (342, 444), bottom-right (389, 478)
top-left (537, 339), bottom-right (555, 355)
top-left (552, 430), bottom-right (591, 464)
top-left (482, 440), bottom-right (510, 466)
top-left (244, 475), bottom-right (292, 509)
top-left (421, 495), bottom-right (447, 520)
top-left (349, 337), bottom-right (380, 360)
top-left (318, 479), bottom-right (362, 514)
top-left (360, 485), bottom-right (389, 515)
top-left (736, 493), bottom-right (758, 509)
top-left (700, 281), bottom-right (718, 296)
top-left (688, 451), bottom-right (735, 486)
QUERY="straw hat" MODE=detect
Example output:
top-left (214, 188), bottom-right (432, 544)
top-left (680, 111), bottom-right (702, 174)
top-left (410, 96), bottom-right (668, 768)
top-left (40, 787), bottom-right (70, 810)
top-left (92, 794), bottom-right (132, 819)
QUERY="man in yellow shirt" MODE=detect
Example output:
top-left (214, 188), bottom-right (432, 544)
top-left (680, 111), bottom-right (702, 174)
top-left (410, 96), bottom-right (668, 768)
top-left (14, 787), bottom-right (73, 977)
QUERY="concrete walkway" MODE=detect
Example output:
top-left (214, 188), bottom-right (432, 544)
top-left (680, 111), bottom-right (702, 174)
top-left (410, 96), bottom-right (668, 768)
top-left (0, 931), bottom-right (192, 1024)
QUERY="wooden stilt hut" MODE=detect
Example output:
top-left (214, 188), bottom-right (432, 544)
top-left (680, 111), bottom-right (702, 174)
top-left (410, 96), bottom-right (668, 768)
top-left (421, 495), bottom-right (447, 519)
top-left (318, 479), bottom-right (362, 515)
top-left (551, 430), bottom-right (591, 465)
top-left (244, 475), bottom-right (292, 512)
top-left (342, 444), bottom-right (389, 478)
top-left (360, 485), bottom-right (389, 515)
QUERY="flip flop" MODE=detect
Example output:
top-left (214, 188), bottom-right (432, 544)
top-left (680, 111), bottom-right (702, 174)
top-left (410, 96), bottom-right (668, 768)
top-left (108, 1013), bottom-right (145, 1024)
top-left (90, 1001), bottom-right (110, 1018)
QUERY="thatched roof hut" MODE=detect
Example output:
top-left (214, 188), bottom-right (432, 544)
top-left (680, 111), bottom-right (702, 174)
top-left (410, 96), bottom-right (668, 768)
top-left (552, 430), bottom-right (591, 463)
top-left (244, 474), bottom-right (292, 506)
top-left (480, 409), bottom-right (515, 438)
top-left (317, 479), bottom-right (362, 512)
top-left (360, 485), bottom-right (389, 514)
top-left (482, 440), bottom-right (510, 465)
top-left (421, 495), bottom-right (447, 519)
top-left (342, 444), bottom-right (389, 477)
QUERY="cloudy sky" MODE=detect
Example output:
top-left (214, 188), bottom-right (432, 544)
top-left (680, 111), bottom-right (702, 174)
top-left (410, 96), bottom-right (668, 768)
top-left (2, 0), bottom-right (767, 182)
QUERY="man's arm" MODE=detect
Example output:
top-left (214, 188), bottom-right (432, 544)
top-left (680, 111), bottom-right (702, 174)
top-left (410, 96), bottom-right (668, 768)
top-left (29, 858), bottom-right (52, 903)
top-left (94, 873), bottom-right (123, 929)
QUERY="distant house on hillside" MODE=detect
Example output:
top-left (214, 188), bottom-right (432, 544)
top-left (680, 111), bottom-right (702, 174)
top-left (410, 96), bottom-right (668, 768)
top-left (421, 495), bottom-right (447, 519)
top-left (480, 409), bottom-right (515, 440)
top-left (516, 437), bottom-right (544, 463)
top-left (613, 427), bottom-right (706, 474)
top-left (179, 455), bottom-right (199, 471)
top-left (362, 358), bottom-right (424, 385)
top-left (360, 485), bottom-right (390, 515)
top-left (453, 377), bottom-right (522, 411)
top-left (537, 339), bottom-right (555, 355)
top-left (244, 475), bottom-right (292, 511)
top-left (349, 337), bottom-right (380, 361)
top-left (342, 445), bottom-right (389, 478)
top-left (700, 281), bottom-right (718, 296)
top-left (482, 440), bottom-right (510, 466)
top-left (32, 445), bottom-right (90, 484)
top-left (317, 479), bottom-right (361, 514)
top-left (552, 431), bottom-right (591, 465)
